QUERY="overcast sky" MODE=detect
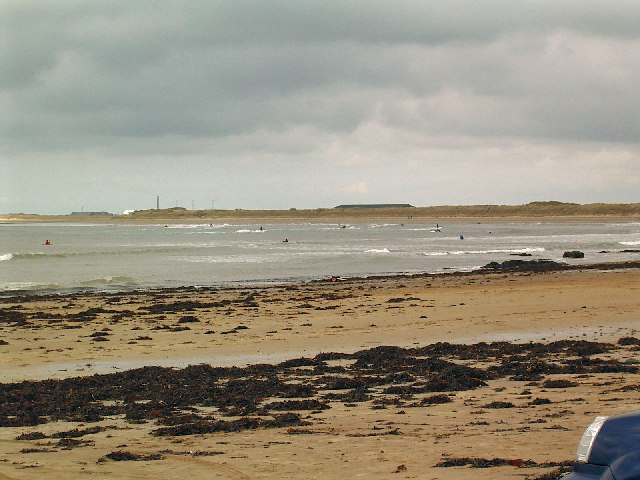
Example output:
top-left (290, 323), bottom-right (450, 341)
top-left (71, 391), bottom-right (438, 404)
top-left (2, 1), bottom-right (639, 214)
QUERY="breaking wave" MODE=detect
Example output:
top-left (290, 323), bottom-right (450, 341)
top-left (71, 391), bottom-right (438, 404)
top-left (3, 247), bottom-right (187, 261)
top-left (421, 247), bottom-right (545, 256)
top-left (79, 276), bottom-right (138, 287)
top-left (0, 276), bottom-right (138, 293)
top-left (365, 248), bottom-right (390, 254)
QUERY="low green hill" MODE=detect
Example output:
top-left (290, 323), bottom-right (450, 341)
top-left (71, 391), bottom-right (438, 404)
top-left (2, 202), bottom-right (639, 223)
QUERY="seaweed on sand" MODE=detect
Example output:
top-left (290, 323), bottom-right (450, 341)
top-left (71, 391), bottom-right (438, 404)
top-left (1, 340), bottom-right (635, 434)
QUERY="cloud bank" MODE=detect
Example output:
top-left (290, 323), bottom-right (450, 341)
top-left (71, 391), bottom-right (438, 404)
top-left (2, 1), bottom-right (639, 213)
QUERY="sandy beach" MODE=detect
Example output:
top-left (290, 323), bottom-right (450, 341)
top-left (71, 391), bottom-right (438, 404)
top-left (1, 264), bottom-right (639, 479)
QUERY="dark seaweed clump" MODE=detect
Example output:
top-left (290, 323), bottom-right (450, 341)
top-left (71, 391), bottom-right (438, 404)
top-left (104, 450), bottom-right (164, 461)
top-left (0, 340), bottom-right (635, 435)
top-left (434, 456), bottom-right (573, 470)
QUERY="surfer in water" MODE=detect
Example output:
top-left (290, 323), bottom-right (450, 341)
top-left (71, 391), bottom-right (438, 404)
top-left (43, 240), bottom-right (51, 245)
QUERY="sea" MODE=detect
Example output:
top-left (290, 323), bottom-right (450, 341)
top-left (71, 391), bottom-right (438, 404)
top-left (1, 220), bottom-right (639, 295)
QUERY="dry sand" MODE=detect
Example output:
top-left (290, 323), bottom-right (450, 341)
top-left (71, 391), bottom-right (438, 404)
top-left (0, 266), bottom-right (639, 479)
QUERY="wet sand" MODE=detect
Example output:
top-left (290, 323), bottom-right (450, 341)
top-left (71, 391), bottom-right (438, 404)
top-left (1, 264), bottom-right (639, 479)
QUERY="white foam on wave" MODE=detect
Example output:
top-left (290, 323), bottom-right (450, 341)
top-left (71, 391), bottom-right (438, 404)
top-left (0, 281), bottom-right (63, 291)
top-left (165, 224), bottom-right (211, 229)
top-left (184, 254), bottom-right (278, 264)
top-left (236, 229), bottom-right (266, 233)
top-left (79, 276), bottom-right (138, 286)
top-left (0, 253), bottom-right (13, 261)
top-left (619, 240), bottom-right (640, 246)
top-left (166, 223), bottom-right (238, 229)
top-left (421, 247), bottom-right (545, 256)
top-left (0, 281), bottom-right (41, 291)
top-left (365, 248), bottom-right (390, 254)
top-left (10, 247), bottom-right (187, 260)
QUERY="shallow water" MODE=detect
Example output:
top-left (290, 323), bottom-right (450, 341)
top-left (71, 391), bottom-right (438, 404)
top-left (1, 220), bottom-right (638, 293)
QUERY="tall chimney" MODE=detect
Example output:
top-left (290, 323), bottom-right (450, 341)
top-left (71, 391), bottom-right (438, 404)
top-left (157, 196), bottom-right (159, 210)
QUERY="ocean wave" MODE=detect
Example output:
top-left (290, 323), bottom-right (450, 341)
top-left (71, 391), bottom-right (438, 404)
top-left (0, 281), bottom-right (59, 291)
top-left (421, 247), bottom-right (545, 256)
top-left (364, 248), bottom-right (390, 254)
top-left (0, 276), bottom-right (138, 292)
top-left (79, 276), bottom-right (138, 286)
top-left (619, 240), bottom-right (640, 246)
top-left (4, 252), bottom-right (56, 259)
top-left (236, 229), bottom-right (266, 233)
top-left (184, 254), bottom-right (281, 264)
top-left (165, 223), bottom-right (235, 229)
top-left (165, 224), bottom-right (206, 229)
top-left (5, 246), bottom-right (193, 260)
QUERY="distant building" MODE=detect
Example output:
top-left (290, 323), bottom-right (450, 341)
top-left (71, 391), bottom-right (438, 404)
top-left (334, 204), bottom-right (414, 209)
top-left (69, 211), bottom-right (114, 216)
top-left (122, 210), bottom-right (135, 215)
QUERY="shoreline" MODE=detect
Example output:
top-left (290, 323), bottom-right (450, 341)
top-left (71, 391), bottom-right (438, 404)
top-left (2, 261), bottom-right (639, 381)
top-left (2, 214), bottom-right (639, 224)
top-left (2, 259), bottom-right (639, 300)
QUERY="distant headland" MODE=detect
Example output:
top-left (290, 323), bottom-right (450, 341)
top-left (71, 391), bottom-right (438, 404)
top-left (1, 201), bottom-right (639, 223)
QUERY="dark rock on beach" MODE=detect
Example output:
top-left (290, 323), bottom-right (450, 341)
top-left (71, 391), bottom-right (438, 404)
top-left (563, 251), bottom-right (584, 258)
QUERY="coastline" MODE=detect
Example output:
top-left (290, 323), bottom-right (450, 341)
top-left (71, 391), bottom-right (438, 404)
top-left (2, 261), bottom-right (639, 382)
top-left (1, 265), bottom-right (639, 479)
top-left (1, 215), bottom-right (639, 225)
top-left (2, 201), bottom-right (640, 224)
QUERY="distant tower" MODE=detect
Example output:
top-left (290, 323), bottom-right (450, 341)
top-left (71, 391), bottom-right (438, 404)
top-left (157, 196), bottom-right (159, 210)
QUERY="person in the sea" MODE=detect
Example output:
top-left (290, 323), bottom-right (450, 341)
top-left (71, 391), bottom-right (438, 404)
top-left (283, 238), bottom-right (288, 243)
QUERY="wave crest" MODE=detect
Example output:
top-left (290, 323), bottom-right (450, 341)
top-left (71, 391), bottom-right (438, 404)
top-left (421, 247), bottom-right (545, 256)
top-left (365, 248), bottom-right (390, 254)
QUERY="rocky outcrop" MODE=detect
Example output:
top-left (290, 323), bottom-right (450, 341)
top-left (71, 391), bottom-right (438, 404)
top-left (563, 251), bottom-right (585, 258)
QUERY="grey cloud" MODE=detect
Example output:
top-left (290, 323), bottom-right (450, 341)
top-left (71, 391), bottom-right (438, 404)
top-left (2, 1), bottom-right (639, 213)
